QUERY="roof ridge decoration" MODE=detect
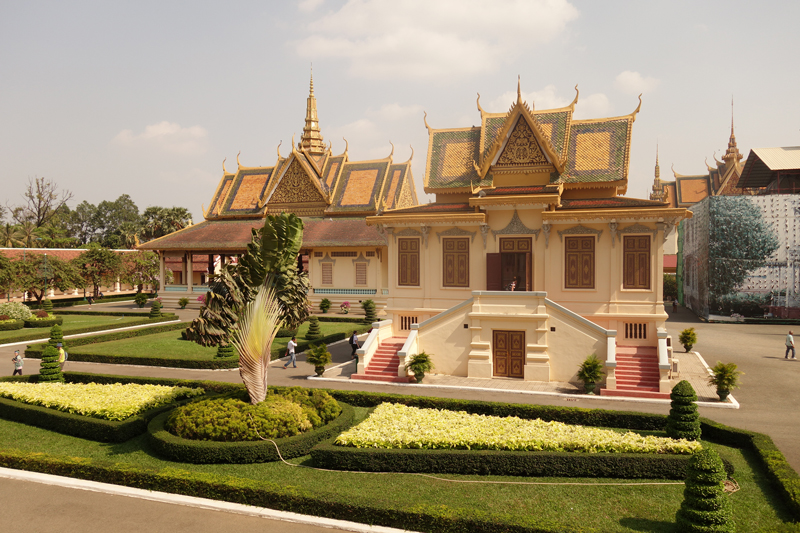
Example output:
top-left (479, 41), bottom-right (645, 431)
top-left (557, 224), bottom-right (603, 243)
top-left (490, 210), bottom-right (541, 242)
top-left (300, 69), bottom-right (326, 154)
top-left (475, 82), bottom-right (565, 177)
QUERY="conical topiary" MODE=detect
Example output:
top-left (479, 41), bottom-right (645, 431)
top-left (39, 344), bottom-right (64, 382)
top-left (305, 316), bottom-right (322, 340)
top-left (42, 299), bottom-right (53, 312)
top-left (666, 380), bottom-right (701, 441)
top-left (676, 448), bottom-right (734, 532)
top-left (149, 300), bottom-right (162, 319)
top-left (48, 324), bottom-right (64, 347)
top-left (362, 299), bottom-right (377, 323)
top-left (216, 343), bottom-right (236, 358)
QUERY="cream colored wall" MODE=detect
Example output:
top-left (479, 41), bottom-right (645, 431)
top-left (546, 305), bottom-right (610, 383)
top-left (416, 300), bottom-right (473, 377)
top-left (307, 247), bottom-right (388, 314)
top-left (384, 206), bottom-right (667, 347)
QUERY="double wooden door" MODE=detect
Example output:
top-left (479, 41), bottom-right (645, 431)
top-left (493, 330), bottom-right (525, 378)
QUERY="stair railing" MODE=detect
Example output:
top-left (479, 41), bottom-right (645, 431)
top-left (356, 319), bottom-right (392, 374)
top-left (397, 325), bottom-right (419, 378)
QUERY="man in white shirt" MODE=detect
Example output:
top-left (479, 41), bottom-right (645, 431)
top-left (283, 336), bottom-right (298, 369)
top-left (786, 330), bottom-right (795, 360)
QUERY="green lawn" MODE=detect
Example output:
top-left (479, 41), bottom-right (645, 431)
top-left (0, 405), bottom-right (795, 532)
top-left (71, 321), bottom-right (370, 361)
top-left (0, 315), bottom-right (156, 343)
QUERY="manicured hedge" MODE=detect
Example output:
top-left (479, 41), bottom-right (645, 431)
top-left (3, 315), bottom-right (179, 346)
top-left (23, 294), bottom-right (139, 308)
top-left (0, 392), bottom-right (200, 443)
top-left (0, 449), bottom-right (574, 533)
top-left (0, 319), bottom-right (24, 331)
top-left (23, 316), bottom-right (63, 328)
top-left (55, 310), bottom-right (156, 317)
top-left (148, 402), bottom-right (355, 464)
top-left (24, 321), bottom-right (188, 356)
top-left (311, 442), bottom-right (705, 479)
top-left (269, 332), bottom-right (348, 361)
top-left (316, 316), bottom-right (372, 324)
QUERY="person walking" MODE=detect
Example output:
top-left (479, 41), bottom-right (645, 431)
top-left (57, 342), bottom-right (67, 370)
top-left (283, 336), bottom-right (298, 369)
top-left (349, 331), bottom-right (360, 359)
top-left (786, 330), bottom-right (796, 360)
top-left (11, 350), bottom-right (23, 376)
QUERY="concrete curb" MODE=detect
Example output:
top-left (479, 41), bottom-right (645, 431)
top-left (0, 467), bottom-right (410, 533)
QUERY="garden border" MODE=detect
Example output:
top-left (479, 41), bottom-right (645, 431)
top-left (147, 402), bottom-right (354, 464)
top-left (3, 314), bottom-right (178, 345)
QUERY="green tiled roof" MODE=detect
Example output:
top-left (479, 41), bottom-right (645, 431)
top-left (427, 128), bottom-right (490, 189)
top-left (557, 118), bottom-right (631, 183)
top-left (328, 160), bottom-right (390, 213)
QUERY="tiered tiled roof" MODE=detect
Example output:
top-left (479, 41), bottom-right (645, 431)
top-left (423, 85), bottom-right (639, 193)
top-left (558, 197), bottom-right (667, 210)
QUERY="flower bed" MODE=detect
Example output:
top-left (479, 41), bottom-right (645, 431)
top-left (0, 382), bottom-right (204, 421)
top-left (335, 403), bottom-right (701, 454)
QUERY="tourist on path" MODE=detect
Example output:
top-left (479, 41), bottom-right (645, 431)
top-left (283, 336), bottom-right (297, 369)
top-left (786, 330), bottom-right (796, 360)
top-left (11, 350), bottom-right (23, 376)
top-left (57, 342), bottom-right (67, 370)
top-left (349, 331), bottom-right (360, 359)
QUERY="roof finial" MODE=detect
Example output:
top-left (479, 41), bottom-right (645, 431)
top-left (630, 94), bottom-right (643, 120)
top-left (407, 145), bottom-right (414, 163)
top-left (570, 84), bottom-right (580, 107)
top-left (236, 151), bottom-right (241, 167)
top-left (423, 111), bottom-right (432, 133)
top-left (309, 64), bottom-right (314, 97)
top-left (222, 157), bottom-right (227, 173)
top-left (517, 75), bottom-right (522, 105)
top-left (342, 137), bottom-right (349, 156)
top-left (300, 66), bottom-right (325, 154)
top-left (388, 141), bottom-right (394, 158)
top-left (277, 141), bottom-right (282, 159)
top-left (476, 92), bottom-right (484, 114)
top-left (722, 95), bottom-right (742, 166)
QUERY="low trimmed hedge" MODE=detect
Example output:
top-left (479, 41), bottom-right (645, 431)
top-left (148, 402), bottom-right (354, 464)
top-left (0, 391), bottom-right (200, 443)
top-left (23, 294), bottom-right (139, 308)
top-left (316, 315), bottom-right (372, 324)
top-left (3, 314), bottom-right (179, 346)
top-left (0, 449), bottom-right (575, 533)
top-left (24, 321), bottom-right (188, 356)
top-left (311, 441), bottom-right (712, 479)
top-left (270, 332), bottom-right (348, 361)
top-left (0, 319), bottom-right (24, 331)
top-left (23, 316), bottom-right (63, 328)
top-left (54, 310), bottom-right (155, 317)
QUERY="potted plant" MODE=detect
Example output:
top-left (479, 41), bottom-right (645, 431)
top-left (178, 297), bottom-right (189, 309)
top-left (708, 361), bottom-right (743, 401)
top-left (340, 301), bottom-right (350, 314)
top-left (320, 298), bottom-right (331, 314)
top-left (405, 351), bottom-right (434, 383)
top-left (306, 343), bottom-right (332, 376)
top-left (577, 354), bottom-right (604, 394)
top-left (679, 327), bottom-right (697, 352)
top-left (134, 292), bottom-right (148, 308)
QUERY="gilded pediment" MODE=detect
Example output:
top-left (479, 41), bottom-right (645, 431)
top-left (495, 117), bottom-right (550, 168)
top-left (267, 158), bottom-right (327, 205)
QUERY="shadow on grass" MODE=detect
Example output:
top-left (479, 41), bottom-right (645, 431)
top-left (618, 517), bottom-right (675, 532)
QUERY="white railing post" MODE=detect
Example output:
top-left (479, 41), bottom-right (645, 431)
top-left (657, 328), bottom-right (671, 393)
top-left (605, 332), bottom-right (617, 390)
top-left (356, 319), bottom-right (392, 374)
top-left (397, 325), bottom-right (419, 377)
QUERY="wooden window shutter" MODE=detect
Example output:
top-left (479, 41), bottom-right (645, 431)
top-left (398, 238), bottom-right (420, 286)
top-left (623, 235), bottom-right (650, 289)
top-left (355, 262), bottom-right (367, 286)
top-left (443, 238), bottom-right (469, 287)
top-left (486, 253), bottom-right (502, 290)
top-left (525, 252), bottom-right (532, 291)
top-left (321, 262), bottom-right (333, 285)
top-left (565, 236), bottom-right (595, 289)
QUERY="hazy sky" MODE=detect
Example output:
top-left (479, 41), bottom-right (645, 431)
top-left (2, 1), bottom-right (799, 223)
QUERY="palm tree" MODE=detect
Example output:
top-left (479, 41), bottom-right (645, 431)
top-left (0, 224), bottom-right (22, 248)
top-left (19, 222), bottom-right (38, 248)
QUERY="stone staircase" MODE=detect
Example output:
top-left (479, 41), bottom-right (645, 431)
top-left (351, 337), bottom-right (413, 383)
top-left (600, 345), bottom-right (670, 399)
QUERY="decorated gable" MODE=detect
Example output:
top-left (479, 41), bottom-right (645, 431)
top-left (266, 158), bottom-right (327, 215)
top-left (494, 116), bottom-right (551, 170)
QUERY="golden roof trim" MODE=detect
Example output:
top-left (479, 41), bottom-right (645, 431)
top-left (469, 194), bottom-right (561, 207)
top-left (542, 206), bottom-right (691, 222)
top-left (366, 212), bottom-right (486, 226)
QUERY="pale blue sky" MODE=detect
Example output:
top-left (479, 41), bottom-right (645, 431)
top-left (2, 1), bottom-right (798, 222)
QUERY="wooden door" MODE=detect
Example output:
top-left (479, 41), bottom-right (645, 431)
top-left (486, 253), bottom-right (502, 290)
top-left (493, 330), bottom-right (525, 378)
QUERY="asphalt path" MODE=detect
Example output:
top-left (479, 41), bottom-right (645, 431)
top-left (2, 300), bottom-right (799, 531)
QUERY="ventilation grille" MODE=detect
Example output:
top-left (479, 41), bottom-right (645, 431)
top-left (624, 323), bottom-right (647, 339)
top-left (400, 316), bottom-right (418, 330)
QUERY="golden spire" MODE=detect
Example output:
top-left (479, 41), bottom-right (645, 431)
top-left (721, 96), bottom-right (742, 168)
top-left (300, 67), bottom-right (326, 154)
top-left (650, 144), bottom-right (666, 201)
top-left (516, 75), bottom-right (522, 105)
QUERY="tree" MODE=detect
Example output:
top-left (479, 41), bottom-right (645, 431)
top-left (139, 206), bottom-right (192, 242)
top-left (14, 254), bottom-right (82, 304)
top-left (0, 255), bottom-right (17, 297)
top-left (11, 177), bottom-right (74, 228)
top-left (95, 194), bottom-right (140, 247)
top-left (66, 201), bottom-right (99, 245)
top-left (0, 223), bottom-right (22, 248)
top-left (676, 448), bottom-right (733, 532)
top-left (73, 246), bottom-right (123, 298)
top-left (709, 197), bottom-right (779, 299)
top-left (121, 250), bottom-right (171, 292)
top-left (18, 221), bottom-right (38, 248)
top-left (185, 213), bottom-right (310, 347)
top-left (665, 380), bottom-right (701, 441)
top-left (663, 274), bottom-right (678, 300)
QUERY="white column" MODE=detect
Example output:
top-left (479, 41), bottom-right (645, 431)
top-left (114, 277), bottom-right (121, 293)
top-left (186, 253), bottom-right (194, 293)
top-left (159, 252), bottom-right (166, 292)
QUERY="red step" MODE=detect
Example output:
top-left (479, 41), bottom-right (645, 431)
top-left (351, 337), bottom-right (413, 383)
top-left (601, 345), bottom-right (668, 399)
